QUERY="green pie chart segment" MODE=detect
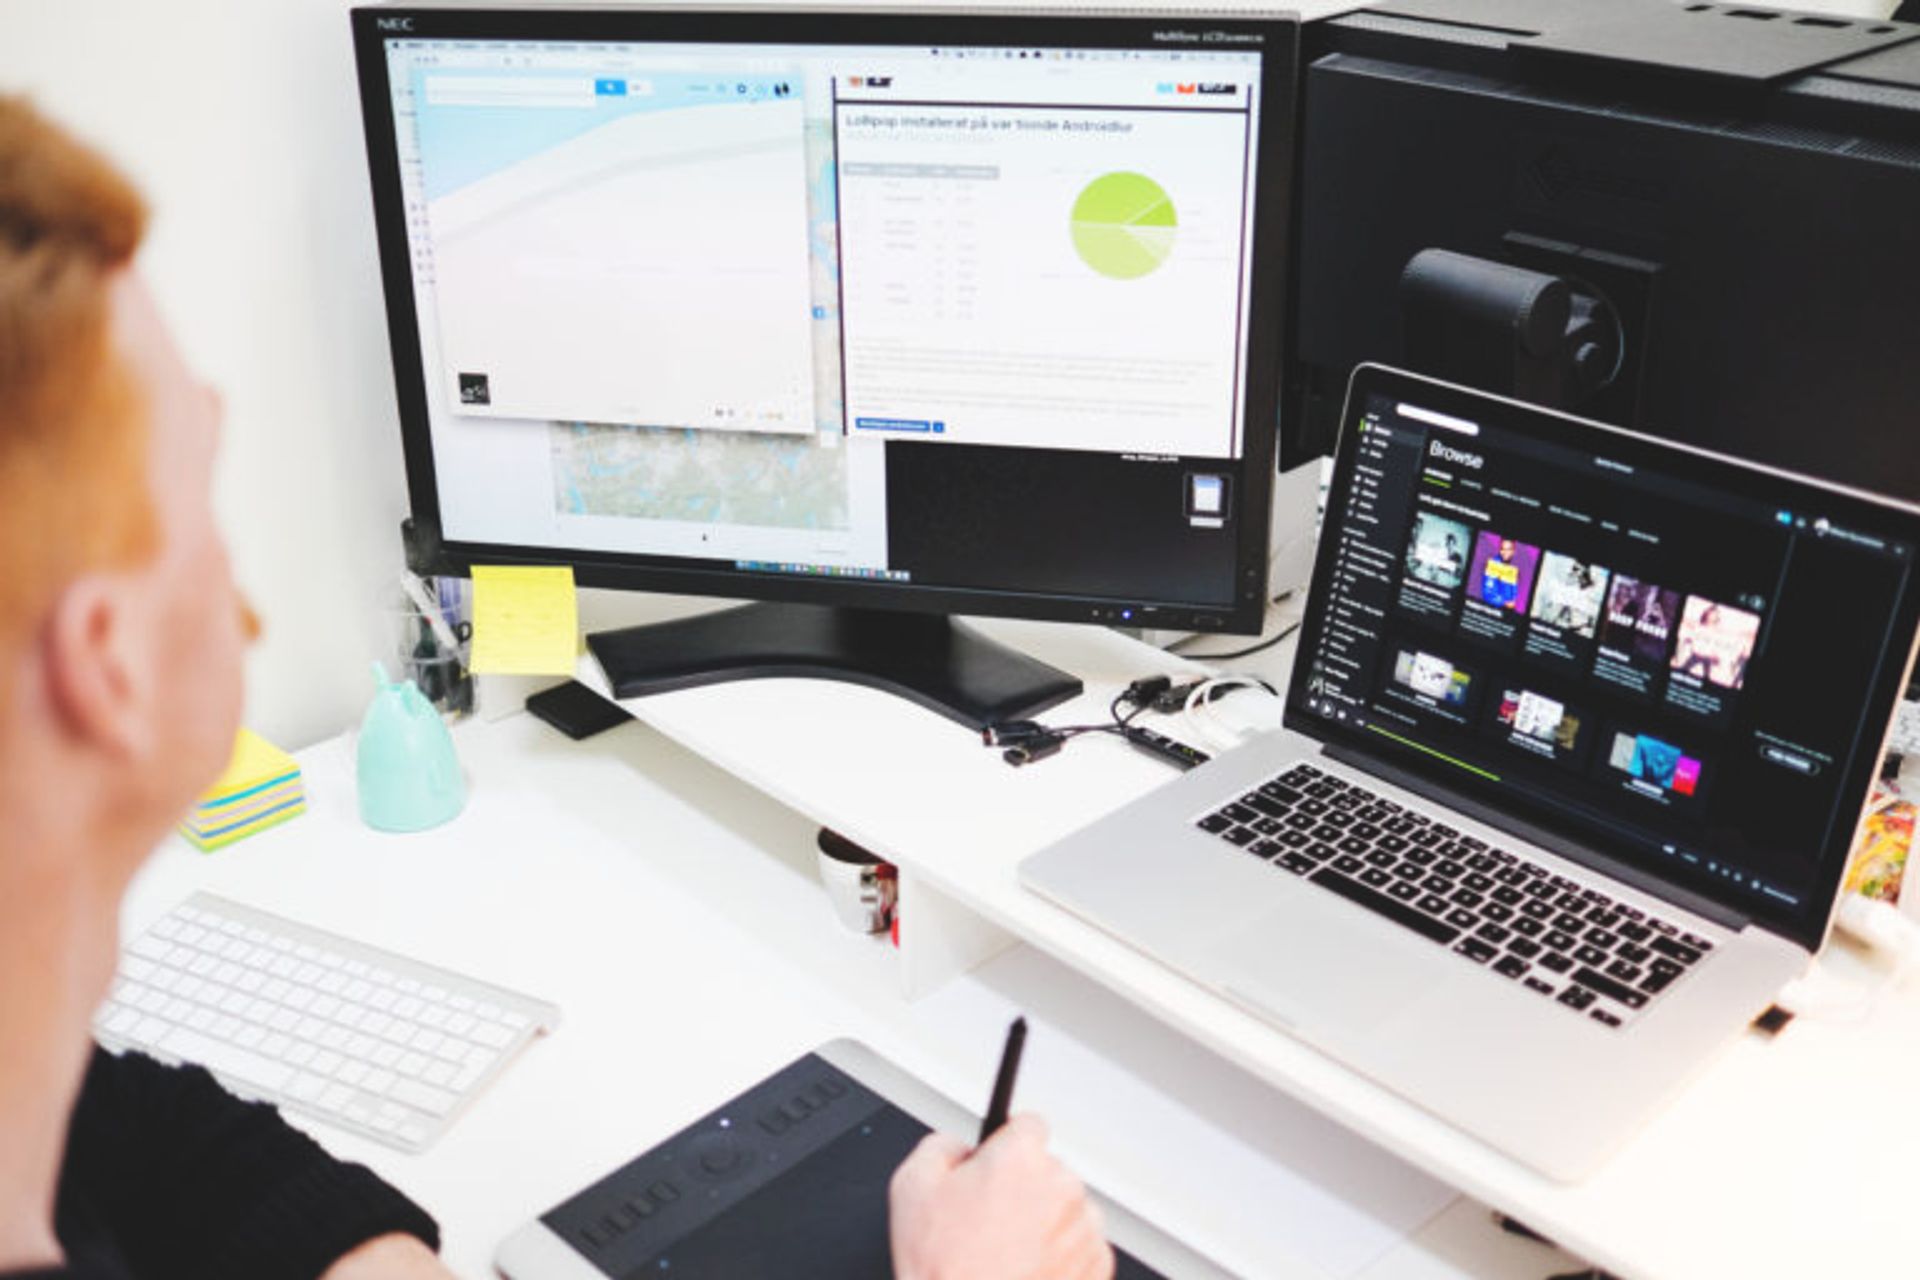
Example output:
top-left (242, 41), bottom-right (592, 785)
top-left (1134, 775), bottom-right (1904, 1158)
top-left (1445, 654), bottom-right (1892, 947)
top-left (1071, 172), bottom-right (1177, 281)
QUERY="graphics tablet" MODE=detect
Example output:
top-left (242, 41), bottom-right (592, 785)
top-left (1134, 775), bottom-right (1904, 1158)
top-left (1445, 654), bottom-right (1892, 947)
top-left (496, 1039), bottom-right (1225, 1279)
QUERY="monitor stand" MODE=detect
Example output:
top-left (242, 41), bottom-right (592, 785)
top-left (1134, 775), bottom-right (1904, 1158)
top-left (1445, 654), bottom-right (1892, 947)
top-left (585, 603), bottom-right (1084, 731)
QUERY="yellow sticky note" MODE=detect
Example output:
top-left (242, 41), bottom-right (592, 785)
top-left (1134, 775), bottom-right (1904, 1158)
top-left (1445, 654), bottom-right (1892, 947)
top-left (470, 565), bottom-right (579, 676)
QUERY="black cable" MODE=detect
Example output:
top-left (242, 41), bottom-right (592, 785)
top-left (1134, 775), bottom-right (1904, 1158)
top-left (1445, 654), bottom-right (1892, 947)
top-left (1173, 618), bottom-right (1302, 663)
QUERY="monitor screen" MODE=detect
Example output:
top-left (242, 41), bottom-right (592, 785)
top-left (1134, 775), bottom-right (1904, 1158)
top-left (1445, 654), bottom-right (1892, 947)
top-left (1290, 366), bottom-right (1920, 950)
top-left (351, 8), bottom-right (1297, 635)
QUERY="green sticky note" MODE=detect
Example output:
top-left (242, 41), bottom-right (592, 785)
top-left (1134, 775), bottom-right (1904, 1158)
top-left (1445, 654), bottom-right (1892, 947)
top-left (470, 565), bottom-right (579, 676)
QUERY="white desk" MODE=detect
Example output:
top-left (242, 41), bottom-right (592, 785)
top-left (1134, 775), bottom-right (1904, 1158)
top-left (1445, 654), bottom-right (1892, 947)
top-left (120, 616), bottom-right (1916, 1279)
top-left (120, 684), bottom-right (1577, 1279)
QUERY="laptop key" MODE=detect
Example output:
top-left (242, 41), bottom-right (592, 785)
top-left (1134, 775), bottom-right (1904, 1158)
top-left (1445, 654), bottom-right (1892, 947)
top-left (1454, 938), bottom-right (1498, 964)
top-left (1198, 814), bottom-right (1233, 834)
top-left (1257, 782), bottom-right (1303, 806)
top-left (1279, 852), bottom-right (1317, 876)
top-left (1475, 922), bottom-right (1511, 945)
top-left (1249, 840), bottom-right (1282, 860)
top-left (1246, 793), bottom-right (1288, 819)
top-left (1617, 941), bottom-right (1651, 964)
top-left (1557, 986), bottom-right (1596, 1011)
top-left (1255, 818), bottom-right (1284, 836)
top-left (1544, 930), bottom-right (1576, 951)
top-left (1506, 937), bottom-right (1542, 959)
top-left (1279, 829), bottom-right (1312, 849)
top-left (1311, 869), bottom-right (1461, 945)
top-left (1223, 803), bottom-right (1258, 825)
top-left (1305, 841), bottom-right (1338, 861)
top-left (1492, 955), bottom-right (1529, 979)
top-left (1523, 976), bottom-right (1555, 995)
top-left (1364, 850), bottom-right (1395, 868)
top-left (1482, 902), bottom-right (1513, 923)
top-left (1223, 828), bottom-right (1258, 847)
top-left (1445, 908), bottom-right (1477, 930)
top-left (1387, 880), bottom-right (1419, 901)
top-left (1521, 899), bottom-right (1552, 918)
top-left (1572, 967), bottom-right (1649, 1009)
top-left (1574, 945), bottom-right (1608, 967)
top-left (1512, 916), bottom-right (1544, 937)
top-left (1360, 868), bottom-right (1391, 888)
top-left (1332, 855), bottom-right (1364, 874)
top-left (1418, 894), bottom-right (1448, 915)
top-left (1538, 951), bottom-right (1573, 974)
top-left (1606, 959), bottom-right (1643, 983)
top-left (1422, 874), bottom-right (1452, 894)
top-left (1649, 936), bottom-right (1703, 966)
top-left (1590, 1008), bottom-right (1623, 1028)
top-left (1554, 913), bottom-right (1586, 933)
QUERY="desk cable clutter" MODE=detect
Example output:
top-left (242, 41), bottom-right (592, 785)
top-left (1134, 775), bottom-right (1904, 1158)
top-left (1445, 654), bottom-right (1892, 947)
top-left (985, 672), bottom-right (1284, 770)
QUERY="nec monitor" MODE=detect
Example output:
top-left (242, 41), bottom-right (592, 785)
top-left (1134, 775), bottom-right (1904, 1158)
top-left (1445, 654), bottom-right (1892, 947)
top-left (350, 6), bottom-right (1299, 726)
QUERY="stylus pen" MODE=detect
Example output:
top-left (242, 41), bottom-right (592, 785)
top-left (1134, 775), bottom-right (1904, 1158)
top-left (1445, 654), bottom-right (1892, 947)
top-left (978, 1016), bottom-right (1028, 1146)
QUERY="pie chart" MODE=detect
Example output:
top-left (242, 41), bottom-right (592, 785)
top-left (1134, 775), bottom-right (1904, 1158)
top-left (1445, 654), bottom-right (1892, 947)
top-left (1070, 171), bottom-right (1176, 281)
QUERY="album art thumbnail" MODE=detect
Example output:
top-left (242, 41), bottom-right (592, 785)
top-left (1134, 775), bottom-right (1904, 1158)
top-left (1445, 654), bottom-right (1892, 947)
top-left (1530, 553), bottom-right (1609, 637)
top-left (1404, 512), bottom-right (1472, 591)
top-left (1497, 689), bottom-right (1580, 751)
top-left (1607, 731), bottom-right (1702, 796)
top-left (1394, 650), bottom-right (1472, 706)
top-left (1468, 531), bottom-right (1542, 613)
top-left (1599, 576), bottom-right (1682, 664)
top-left (1671, 596), bottom-right (1762, 690)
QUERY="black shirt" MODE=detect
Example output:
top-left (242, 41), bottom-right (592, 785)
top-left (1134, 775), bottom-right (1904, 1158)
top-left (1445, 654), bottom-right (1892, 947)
top-left (3, 1047), bottom-right (439, 1280)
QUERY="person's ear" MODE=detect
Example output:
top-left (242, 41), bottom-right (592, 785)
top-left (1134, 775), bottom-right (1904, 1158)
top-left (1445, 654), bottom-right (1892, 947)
top-left (43, 576), bottom-right (151, 759)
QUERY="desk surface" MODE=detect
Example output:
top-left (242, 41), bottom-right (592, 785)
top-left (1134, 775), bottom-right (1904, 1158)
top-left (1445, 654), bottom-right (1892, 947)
top-left (121, 702), bottom-right (1579, 1280)
top-left (121, 614), bottom-right (1917, 1279)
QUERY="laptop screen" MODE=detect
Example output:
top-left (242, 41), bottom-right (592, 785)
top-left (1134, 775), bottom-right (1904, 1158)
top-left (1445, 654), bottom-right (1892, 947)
top-left (1288, 366), bottom-right (1920, 950)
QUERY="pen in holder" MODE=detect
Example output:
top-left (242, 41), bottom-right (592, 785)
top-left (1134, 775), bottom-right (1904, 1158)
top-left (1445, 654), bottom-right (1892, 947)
top-left (386, 574), bottom-right (474, 719)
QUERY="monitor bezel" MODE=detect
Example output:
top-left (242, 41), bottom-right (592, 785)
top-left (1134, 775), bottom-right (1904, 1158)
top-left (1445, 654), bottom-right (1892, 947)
top-left (1285, 362), bottom-right (1920, 955)
top-left (350, 4), bottom-right (1300, 635)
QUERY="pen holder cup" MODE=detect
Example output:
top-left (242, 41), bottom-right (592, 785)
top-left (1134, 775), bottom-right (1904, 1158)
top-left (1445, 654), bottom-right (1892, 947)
top-left (383, 582), bottom-right (473, 719)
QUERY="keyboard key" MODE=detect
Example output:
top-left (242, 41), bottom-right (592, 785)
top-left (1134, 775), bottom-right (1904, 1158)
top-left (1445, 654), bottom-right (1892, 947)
top-left (1387, 880), bottom-right (1420, 901)
top-left (1445, 908), bottom-right (1477, 930)
top-left (1574, 945), bottom-right (1608, 967)
top-left (1249, 839), bottom-right (1283, 860)
top-left (1454, 938), bottom-right (1497, 964)
top-left (1538, 951), bottom-right (1573, 974)
top-left (1474, 922), bottom-right (1511, 945)
top-left (1223, 827), bottom-right (1258, 847)
top-left (1523, 976), bottom-right (1555, 996)
top-left (1417, 894), bottom-right (1448, 915)
top-left (1360, 868), bottom-right (1391, 888)
top-left (1506, 937), bottom-right (1542, 959)
top-left (1198, 813), bottom-right (1233, 834)
top-left (1571, 967), bottom-right (1649, 1009)
top-left (1590, 1008), bottom-right (1623, 1028)
top-left (1279, 852), bottom-right (1317, 876)
top-left (1557, 985), bottom-right (1596, 1011)
top-left (1512, 916), bottom-right (1544, 937)
top-left (1650, 936), bottom-right (1703, 966)
top-left (1492, 955), bottom-right (1529, 979)
top-left (1311, 869), bottom-right (1461, 945)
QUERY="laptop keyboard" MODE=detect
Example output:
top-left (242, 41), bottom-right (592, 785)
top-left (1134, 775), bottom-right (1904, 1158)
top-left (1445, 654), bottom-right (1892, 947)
top-left (1196, 762), bottom-right (1714, 1031)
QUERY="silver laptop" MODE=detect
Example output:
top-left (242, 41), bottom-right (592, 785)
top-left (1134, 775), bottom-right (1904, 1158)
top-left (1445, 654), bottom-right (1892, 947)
top-left (1022, 364), bottom-right (1920, 1181)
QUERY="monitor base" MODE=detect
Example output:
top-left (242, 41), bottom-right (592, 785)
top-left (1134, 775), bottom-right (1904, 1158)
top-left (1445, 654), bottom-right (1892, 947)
top-left (586, 603), bottom-right (1084, 731)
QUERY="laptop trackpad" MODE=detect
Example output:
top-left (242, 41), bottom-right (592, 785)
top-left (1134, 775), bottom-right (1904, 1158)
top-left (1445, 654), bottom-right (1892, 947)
top-left (1213, 905), bottom-right (1429, 1035)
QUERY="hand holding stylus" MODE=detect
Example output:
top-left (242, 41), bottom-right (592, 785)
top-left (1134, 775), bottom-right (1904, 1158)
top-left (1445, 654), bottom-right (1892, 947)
top-left (888, 1018), bottom-right (1115, 1280)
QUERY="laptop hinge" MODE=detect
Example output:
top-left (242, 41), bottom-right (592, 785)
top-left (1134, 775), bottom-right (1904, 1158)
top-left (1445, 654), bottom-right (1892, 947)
top-left (1322, 741), bottom-right (1755, 935)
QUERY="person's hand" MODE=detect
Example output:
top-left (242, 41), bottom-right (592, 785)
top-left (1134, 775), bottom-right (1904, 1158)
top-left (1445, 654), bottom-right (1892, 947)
top-left (319, 1232), bottom-right (458, 1279)
top-left (888, 1114), bottom-right (1115, 1280)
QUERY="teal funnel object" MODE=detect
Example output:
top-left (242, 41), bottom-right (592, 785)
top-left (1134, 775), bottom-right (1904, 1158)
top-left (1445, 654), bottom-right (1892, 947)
top-left (358, 663), bottom-right (467, 832)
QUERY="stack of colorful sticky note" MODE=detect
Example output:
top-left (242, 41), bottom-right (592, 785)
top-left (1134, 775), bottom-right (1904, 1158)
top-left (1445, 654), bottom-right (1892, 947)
top-left (179, 729), bottom-right (307, 852)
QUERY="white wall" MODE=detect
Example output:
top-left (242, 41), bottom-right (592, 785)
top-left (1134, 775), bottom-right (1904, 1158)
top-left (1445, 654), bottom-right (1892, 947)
top-left (0, 0), bottom-right (412, 749)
